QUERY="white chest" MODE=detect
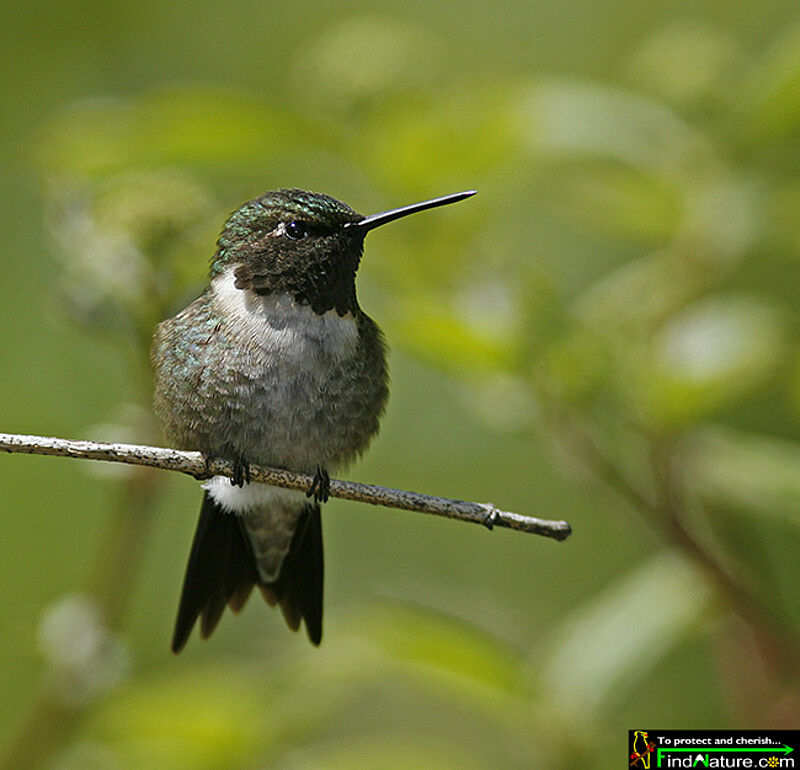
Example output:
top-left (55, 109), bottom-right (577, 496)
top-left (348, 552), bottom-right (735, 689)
top-left (211, 269), bottom-right (359, 366)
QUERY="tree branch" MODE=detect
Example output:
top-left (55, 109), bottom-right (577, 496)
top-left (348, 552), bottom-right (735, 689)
top-left (0, 432), bottom-right (571, 541)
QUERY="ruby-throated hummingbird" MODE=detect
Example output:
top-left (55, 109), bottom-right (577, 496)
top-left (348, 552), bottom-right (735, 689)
top-left (152, 188), bottom-right (475, 652)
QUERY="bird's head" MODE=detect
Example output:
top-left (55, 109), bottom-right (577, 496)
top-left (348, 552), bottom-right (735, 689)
top-left (211, 188), bottom-right (475, 315)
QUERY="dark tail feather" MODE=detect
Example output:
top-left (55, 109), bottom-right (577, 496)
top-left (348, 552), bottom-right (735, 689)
top-left (268, 504), bottom-right (324, 645)
top-left (171, 492), bottom-right (324, 653)
top-left (171, 492), bottom-right (258, 653)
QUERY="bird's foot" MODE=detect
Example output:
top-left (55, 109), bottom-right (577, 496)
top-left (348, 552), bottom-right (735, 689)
top-left (482, 506), bottom-right (499, 531)
top-left (231, 457), bottom-right (251, 488)
top-left (200, 454), bottom-right (213, 480)
top-left (307, 466), bottom-right (330, 503)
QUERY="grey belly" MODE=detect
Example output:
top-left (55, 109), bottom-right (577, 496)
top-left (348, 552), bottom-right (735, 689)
top-left (221, 360), bottom-right (365, 472)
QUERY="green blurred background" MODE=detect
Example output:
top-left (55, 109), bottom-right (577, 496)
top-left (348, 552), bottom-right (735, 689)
top-left (3, 0), bottom-right (800, 767)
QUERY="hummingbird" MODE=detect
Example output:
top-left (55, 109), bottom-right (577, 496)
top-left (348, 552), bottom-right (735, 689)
top-left (152, 187), bottom-right (475, 652)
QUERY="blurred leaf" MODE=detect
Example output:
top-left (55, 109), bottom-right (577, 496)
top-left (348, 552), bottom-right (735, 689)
top-left (686, 426), bottom-right (800, 525)
top-left (88, 172), bottom-right (214, 258)
top-left (276, 735), bottom-right (481, 770)
top-left (37, 88), bottom-right (307, 178)
top-left (45, 169), bottom-right (216, 339)
top-left (677, 173), bottom-right (763, 266)
top-left (87, 666), bottom-right (268, 770)
top-left (638, 295), bottom-right (786, 428)
top-left (538, 551), bottom-right (713, 715)
top-left (37, 594), bottom-right (129, 706)
top-left (574, 250), bottom-right (708, 332)
top-left (706, 501), bottom-right (800, 633)
top-left (364, 85), bottom-right (520, 193)
top-left (738, 20), bottom-right (800, 143)
top-left (515, 78), bottom-right (710, 178)
top-left (770, 179), bottom-right (800, 254)
top-left (548, 164), bottom-right (681, 243)
top-left (291, 16), bottom-right (444, 122)
top-left (388, 294), bottom-right (516, 373)
top-left (355, 604), bottom-right (527, 706)
top-left (535, 326), bottom-right (614, 407)
top-left (458, 373), bottom-right (539, 434)
top-left (685, 426), bottom-right (800, 630)
top-left (625, 20), bottom-right (738, 107)
top-left (53, 742), bottom-right (125, 770)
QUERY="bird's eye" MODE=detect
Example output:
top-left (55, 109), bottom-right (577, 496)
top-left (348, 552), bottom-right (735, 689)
top-left (284, 221), bottom-right (308, 240)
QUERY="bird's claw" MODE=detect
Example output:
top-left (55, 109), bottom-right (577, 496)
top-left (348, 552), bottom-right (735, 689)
top-left (483, 507), bottom-right (499, 531)
top-left (200, 454), bottom-right (213, 480)
top-left (231, 457), bottom-right (251, 488)
top-left (307, 466), bottom-right (330, 503)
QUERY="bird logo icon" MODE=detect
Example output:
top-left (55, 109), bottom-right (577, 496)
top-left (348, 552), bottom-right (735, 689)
top-left (631, 731), bottom-right (655, 768)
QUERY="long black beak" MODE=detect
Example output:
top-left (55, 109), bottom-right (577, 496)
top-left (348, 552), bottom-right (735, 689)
top-left (344, 190), bottom-right (477, 234)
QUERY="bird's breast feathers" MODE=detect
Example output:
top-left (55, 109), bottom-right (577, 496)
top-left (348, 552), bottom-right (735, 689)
top-left (211, 268), bottom-right (359, 366)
